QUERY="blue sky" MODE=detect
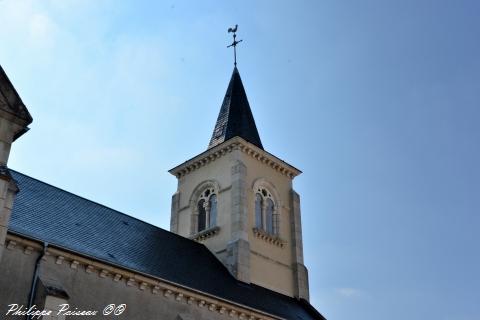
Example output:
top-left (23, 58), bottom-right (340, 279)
top-left (1, 1), bottom-right (479, 319)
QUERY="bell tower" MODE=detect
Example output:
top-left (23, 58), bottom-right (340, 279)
top-left (169, 66), bottom-right (309, 300)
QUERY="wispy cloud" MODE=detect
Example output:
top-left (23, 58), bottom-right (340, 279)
top-left (335, 287), bottom-right (369, 299)
top-left (71, 145), bottom-right (141, 169)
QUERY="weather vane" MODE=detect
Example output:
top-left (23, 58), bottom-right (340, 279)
top-left (227, 24), bottom-right (242, 67)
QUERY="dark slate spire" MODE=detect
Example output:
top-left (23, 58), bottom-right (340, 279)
top-left (208, 67), bottom-right (263, 150)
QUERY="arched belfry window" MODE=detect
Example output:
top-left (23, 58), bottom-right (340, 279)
top-left (197, 187), bottom-right (217, 232)
top-left (254, 187), bottom-right (279, 235)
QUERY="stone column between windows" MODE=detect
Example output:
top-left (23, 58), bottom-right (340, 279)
top-left (226, 158), bottom-right (250, 283)
top-left (204, 201), bottom-right (211, 229)
top-left (261, 201), bottom-right (267, 231)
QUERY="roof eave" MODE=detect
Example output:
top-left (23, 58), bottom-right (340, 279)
top-left (169, 136), bottom-right (302, 179)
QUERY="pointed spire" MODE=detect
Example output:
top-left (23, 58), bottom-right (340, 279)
top-left (208, 67), bottom-right (263, 150)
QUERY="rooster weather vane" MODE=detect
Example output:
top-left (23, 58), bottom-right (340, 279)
top-left (227, 24), bottom-right (242, 67)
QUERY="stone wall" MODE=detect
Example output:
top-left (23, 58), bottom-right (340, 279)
top-left (0, 235), bottom-right (278, 320)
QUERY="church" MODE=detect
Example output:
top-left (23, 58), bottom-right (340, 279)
top-left (0, 51), bottom-right (326, 319)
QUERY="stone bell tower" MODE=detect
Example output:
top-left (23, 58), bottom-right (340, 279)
top-left (0, 65), bottom-right (33, 263)
top-left (169, 67), bottom-right (309, 300)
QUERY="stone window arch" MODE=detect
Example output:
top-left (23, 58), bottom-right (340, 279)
top-left (190, 180), bottom-right (220, 235)
top-left (253, 179), bottom-right (280, 236)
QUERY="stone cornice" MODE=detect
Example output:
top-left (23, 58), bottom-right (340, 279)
top-left (252, 228), bottom-right (286, 248)
top-left (190, 226), bottom-right (220, 241)
top-left (6, 233), bottom-right (284, 320)
top-left (169, 137), bottom-right (302, 179)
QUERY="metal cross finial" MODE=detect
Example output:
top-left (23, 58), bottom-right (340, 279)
top-left (227, 24), bottom-right (242, 67)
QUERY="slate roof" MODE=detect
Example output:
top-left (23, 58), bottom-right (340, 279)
top-left (8, 170), bottom-right (325, 320)
top-left (208, 67), bottom-right (264, 150)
